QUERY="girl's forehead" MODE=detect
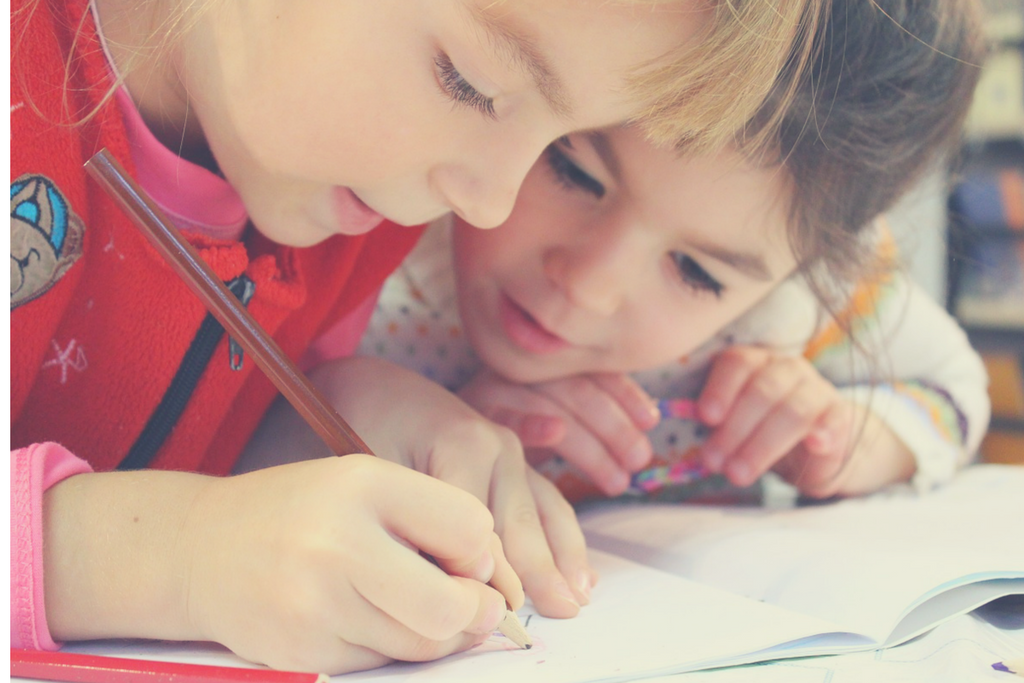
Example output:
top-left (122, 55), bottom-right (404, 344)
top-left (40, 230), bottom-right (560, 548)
top-left (596, 129), bottom-right (796, 267)
top-left (455, 0), bottom-right (713, 126)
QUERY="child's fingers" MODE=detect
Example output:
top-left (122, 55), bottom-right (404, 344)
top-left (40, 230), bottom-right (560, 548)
top-left (778, 402), bottom-right (859, 497)
top-left (722, 375), bottom-right (834, 486)
top-left (418, 427), bottom-right (531, 612)
top-left (773, 438), bottom-right (850, 499)
top-left (210, 458), bottom-right (503, 674)
top-left (590, 373), bottom-right (661, 430)
top-left (697, 346), bottom-right (771, 425)
top-left (552, 423), bottom-right (632, 496)
top-left (489, 460), bottom-right (582, 619)
top-left (791, 448), bottom-right (850, 499)
top-left (458, 372), bottom-right (567, 448)
top-left (523, 445), bottom-right (558, 468)
top-left (803, 399), bottom-right (855, 456)
top-left (246, 610), bottom-right (395, 676)
top-left (488, 408), bottom-right (567, 448)
top-left (364, 468), bottom-right (513, 638)
top-left (370, 456), bottom-right (524, 615)
top-left (483, 532), bottom-right (523, 611)
top-left (527, 468), bottom-right (594, 606)
top-left (342, 568), bottom-right (501, 661)
top-left (542, 376), bottom-right (653, 473)
top-left (700, 355), bottom-right (801, 473)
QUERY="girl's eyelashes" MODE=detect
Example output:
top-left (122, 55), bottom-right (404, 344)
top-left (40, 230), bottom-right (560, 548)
top-left (671, 252), bottom-right (724, 298)
top-left (434, 52), bottom-right (496, 120)
top-left (544, 139), bottom-right (720, 298)
top-left (545, 144), bottom-right (606, 198)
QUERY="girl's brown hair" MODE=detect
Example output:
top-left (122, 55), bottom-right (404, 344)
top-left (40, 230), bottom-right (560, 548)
top-left (742, 0), bottom-right (986, 308)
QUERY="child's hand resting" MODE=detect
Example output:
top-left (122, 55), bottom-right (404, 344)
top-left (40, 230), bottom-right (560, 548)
top-left (239, 357), bottom-right (593, 619)
top-left (459, 370), bottom-right (660, 497)
top-left (458, 348), bottom-right (917, 501)
top-left (697, 346), bottom-right (916, 497)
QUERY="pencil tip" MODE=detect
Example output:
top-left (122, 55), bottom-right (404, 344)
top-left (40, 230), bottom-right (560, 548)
top-left (496, 608), bottom-right (532, 650)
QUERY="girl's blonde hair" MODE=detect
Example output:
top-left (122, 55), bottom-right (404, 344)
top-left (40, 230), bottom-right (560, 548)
top-left (12, 0), bottom-right (208, 127)
top-left (627, 0), bottom-right (827, 152)
top-left (18, 0), bottom-right (824, 152)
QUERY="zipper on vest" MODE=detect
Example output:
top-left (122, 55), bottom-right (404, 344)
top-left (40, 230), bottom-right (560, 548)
top-left (117, 275), bottom-right (256, 471)
top-left (228, 276), bottom-right (256, 370)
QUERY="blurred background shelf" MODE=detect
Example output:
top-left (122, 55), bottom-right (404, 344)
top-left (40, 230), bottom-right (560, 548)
top-left (946, 1), bottom-right (1024, 464)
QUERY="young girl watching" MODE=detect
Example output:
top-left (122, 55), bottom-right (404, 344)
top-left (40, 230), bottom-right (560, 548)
top-left (10, 0), bottom-right (825, 674)
top-left (352, 0), bottom-right (990, 504)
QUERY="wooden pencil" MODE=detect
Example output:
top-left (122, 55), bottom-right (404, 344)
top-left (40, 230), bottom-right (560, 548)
top-left (10, 648), bottom-right (329, 683)
top-left (84, 148), bottom-right (530, 650)
top-left (84, 149), bottom-right (371, 458)
top-left (498, 606), bottom-right (532, 650)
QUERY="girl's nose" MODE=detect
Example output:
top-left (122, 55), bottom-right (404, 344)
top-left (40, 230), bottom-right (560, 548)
top-left (431, 134), bottom-right (548, 230)
top-left (436, 169), bottom-right (519, 229)
top-left (543, 229), bottom-right (637, 317)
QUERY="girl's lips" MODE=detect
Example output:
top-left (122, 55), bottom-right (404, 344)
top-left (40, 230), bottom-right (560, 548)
top-left (332, 186), bottom-right (384, 235)
top-left (498, 293), bottom-right (570, 355)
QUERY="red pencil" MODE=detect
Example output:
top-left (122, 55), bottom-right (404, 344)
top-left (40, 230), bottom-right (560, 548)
top-left (10, 649), bottom-right (329, 683)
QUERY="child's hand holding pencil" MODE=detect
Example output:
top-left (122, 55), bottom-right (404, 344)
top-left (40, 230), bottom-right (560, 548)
top-left (74, 151), bottom-right (541, 675)
top-left (42, 451), bottom-right (517, 675)
top-left (245, 355), bottom-right (594, 619)
top-left (181, 455), bottom-right (520, 671)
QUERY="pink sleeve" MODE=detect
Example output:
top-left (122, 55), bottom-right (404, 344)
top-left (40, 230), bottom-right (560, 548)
top-left (11, 442), bottom-right (93, 651)
top-left (299, 288), bottom-right (381, 372)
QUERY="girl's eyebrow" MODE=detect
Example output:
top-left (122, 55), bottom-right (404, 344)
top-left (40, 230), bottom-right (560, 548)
top-left (468, 5), bottom-right (573, 119)
top-left (687, 239), bottom-right (773, 282)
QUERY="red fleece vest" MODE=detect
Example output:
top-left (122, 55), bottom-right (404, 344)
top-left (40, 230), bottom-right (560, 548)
top-left (10, 0), bottom-right (423, 474)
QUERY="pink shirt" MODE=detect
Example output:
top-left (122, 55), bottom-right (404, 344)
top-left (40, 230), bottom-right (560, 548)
top-left (116, 88), bottom-right (249, 241)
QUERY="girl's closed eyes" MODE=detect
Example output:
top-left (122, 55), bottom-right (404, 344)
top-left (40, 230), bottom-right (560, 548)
top-left (545, 141), bottom-right (724, 297)
top-left (545, 141), bottom-right (606, 198)
top-left (671, 252), bottom-right (724, 298)
top-left (434, 52), bottom-right (497, 120)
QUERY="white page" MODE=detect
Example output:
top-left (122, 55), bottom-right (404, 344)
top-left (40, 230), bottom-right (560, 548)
top-left (885, 578), bottom-right (1023, 645)
top-left (581, 465), bottom-right (1024, 640)
top-left (642, 609), bottom-right (1024, 683)
top-left (17, 467), bottom-right (1022, 683)
top-left (42, 553), bottom-right (1015, 683)
top-left (42, 551), bottom-right (856, 683)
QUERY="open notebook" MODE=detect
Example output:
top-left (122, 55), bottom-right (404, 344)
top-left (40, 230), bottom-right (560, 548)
top-left (40, 465), bottom-right (1024, 683)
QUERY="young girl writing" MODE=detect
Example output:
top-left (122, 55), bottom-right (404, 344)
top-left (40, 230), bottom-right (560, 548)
top-left (10, 0), bottom-right (825, 674)
top-left (353, 0), bottom-right (990, 505)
